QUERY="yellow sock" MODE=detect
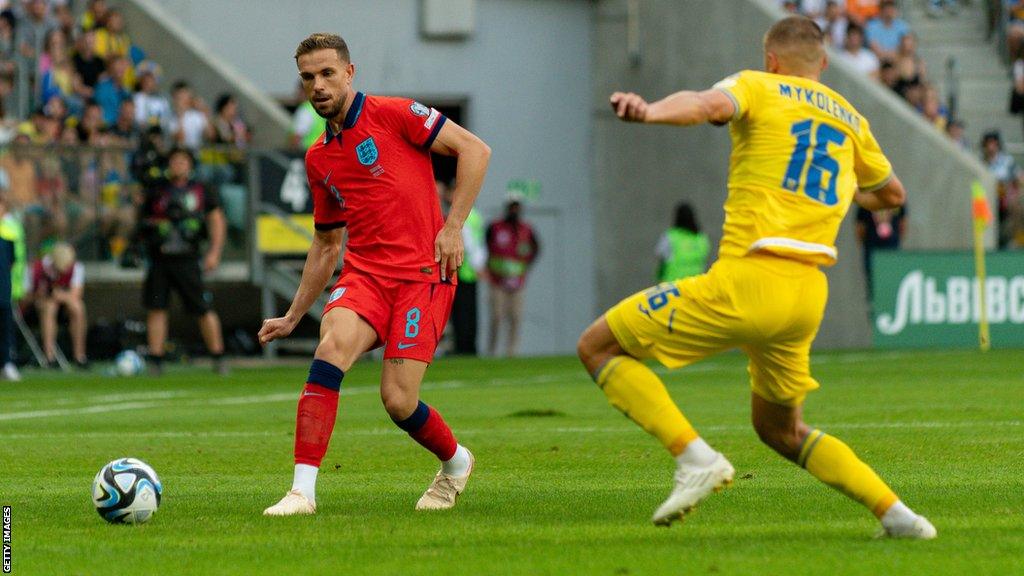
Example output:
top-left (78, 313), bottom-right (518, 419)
top-left (594, 356), bottom-right (698, 455)
top-left (799, 429), bottom-right (899, 518)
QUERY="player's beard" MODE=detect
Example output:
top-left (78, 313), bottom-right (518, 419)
top-left (312, 93), bottom-right (346, 122)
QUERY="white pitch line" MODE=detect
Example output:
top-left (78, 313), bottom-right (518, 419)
top-left (0, 373), bottom-right (580, 421)
top-left (0, 419), bottom-right (1019, 440)
top-left (88, 390), bottom-right (194, 403)
top-left (0, 401), bottom-right (163, 421)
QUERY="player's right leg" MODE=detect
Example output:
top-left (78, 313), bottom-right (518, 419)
top-left (577, 290), bottom-right (734, 527)
top-left (263, 306), bottom-right (378, 516)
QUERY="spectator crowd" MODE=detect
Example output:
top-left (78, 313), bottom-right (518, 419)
top-left (784, 1), bottom-right (1024, 249)
top-left (781, 1), bottom-right (956, 139)
top-left (0, 0), bottom-right (256, 376)
top-left (0, 0), bottom-right (251, 264)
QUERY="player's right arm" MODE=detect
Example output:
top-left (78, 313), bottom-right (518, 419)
top-left (610, 89), bottom-right (735, 126)
top-left (258, 226), bottom-right (344, 344)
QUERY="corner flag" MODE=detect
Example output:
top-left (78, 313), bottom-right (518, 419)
top-left (971, 181), bottom-right (991, 352)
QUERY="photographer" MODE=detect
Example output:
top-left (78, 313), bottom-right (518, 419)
top-left (139, 147), bottom-right (227, 375)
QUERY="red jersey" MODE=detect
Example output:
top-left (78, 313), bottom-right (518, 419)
top-left (305, 92), bottom-right (448, 283)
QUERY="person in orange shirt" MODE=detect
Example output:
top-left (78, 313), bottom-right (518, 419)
top-left (846, 0), bottom-right (880, 25)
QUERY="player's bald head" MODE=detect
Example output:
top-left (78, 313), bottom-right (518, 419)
top-left (763, 16), bottom-right (825, 73)
top-left (295, 32), bottom-right (350, 64)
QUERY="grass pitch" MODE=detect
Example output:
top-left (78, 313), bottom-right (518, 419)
top-left (1, 349), bottom-right (1022, 575)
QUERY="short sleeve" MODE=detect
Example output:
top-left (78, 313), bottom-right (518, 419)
top-left (203, 185), bottom-right (222, 213)
top-left (71, 262), bottom-right (84, 289)
top-left (854, 119), bottom-right (894, 192)
top-left (307, 160), bottom-right (346, 231)
top-left (856, 205), bottom-right (872, 223)
top-left (712, 71), bottom-right (755, 122)
top-left (292, 105), bottom-right (313, 136)
top-left (654, 232), bottom-right (672, 259)
top-left (384, 99), bottom-right (447, 148)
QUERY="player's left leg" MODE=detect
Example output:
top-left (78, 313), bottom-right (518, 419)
top-left (381, 358), bottom-right (473, 510)
top-left (62, 296), bottom-right (88, 364)
top-left (577, 310), bottom-right (733, 526)
top-left (751, 393), bottom-right (936, 539)
top-left (174, 259), bottom-right (227, 375)
top-left (197, 312), bottom-right (226, 374)
top-left (383, 281), bottom-right (472, 510)
top-left (505, 287), bottom-right (524, 357)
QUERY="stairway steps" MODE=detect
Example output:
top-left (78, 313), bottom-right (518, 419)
top-left (904, 0), bottom-right (1009, 156)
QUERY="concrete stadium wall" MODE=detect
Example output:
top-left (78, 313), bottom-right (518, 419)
top-left (145, 0), bottom-right (596, 356)
top-left (593, 0), bottom-right (995, 349)
top-left (120, 0), bottom-right (293, 148)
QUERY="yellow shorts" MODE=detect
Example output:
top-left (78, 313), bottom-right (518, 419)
top-left (605, 254), bottom-right (828, 406)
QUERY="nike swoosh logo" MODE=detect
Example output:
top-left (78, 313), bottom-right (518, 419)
top-left (396, 342), bottom-right (418, 350)
top-left (322, 170), bottom-right (332, 185)
top-left (303, 391), bottom-right (325, 397)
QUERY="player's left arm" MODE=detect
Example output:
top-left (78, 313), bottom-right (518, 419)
top-left (855, 175), bottom-right (906, 211)
top-left (430, 121), bottom-right (492, 281)
top-left (852, 121), bottom-right (905, 211)
top-left (204, 208), bottom-right (227, 272)
top-left (610, 89), bottom-right (735, 126)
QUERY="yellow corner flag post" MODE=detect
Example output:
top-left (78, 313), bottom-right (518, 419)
top-left (971, 181), bottom-right (993, 352)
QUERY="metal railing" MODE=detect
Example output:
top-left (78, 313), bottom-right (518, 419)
top-left (0, 141), bottom-right (253, 264)
top-left (945, 55), bottom-right (960, 122)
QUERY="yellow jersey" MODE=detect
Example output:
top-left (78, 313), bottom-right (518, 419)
top-left (713, 70), bottom-right (893, 266)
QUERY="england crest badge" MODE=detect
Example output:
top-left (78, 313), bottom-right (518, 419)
top-left (356, 137), bottom-right (378, 166)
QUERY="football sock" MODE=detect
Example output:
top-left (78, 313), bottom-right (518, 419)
top-left (393, 401), bottom-right (458, 462)
top-left (291, 464), bottom-right (319, 503)
top-left (594, 355), bottom-right (699, 456)
top-left (442, 444), bottom-right (472, 476)
top-left (293, 359), bottom-right (344, 470)
top-left (799, 429), bottom-right (899, 518)
top-left (675, 437), bottom-right (719, 468)
top-left (880, 500), bottom-right (920, 531)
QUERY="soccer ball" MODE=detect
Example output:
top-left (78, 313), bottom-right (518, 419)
top-left (92, 458), bottom-right (163, 524)
top-left (114, 350), bottom-right (145, 376)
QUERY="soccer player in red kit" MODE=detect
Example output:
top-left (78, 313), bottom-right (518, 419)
top-left (260, 33), bottom-right (491, 516)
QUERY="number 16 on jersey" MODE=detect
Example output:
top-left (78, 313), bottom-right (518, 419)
top-left (781, 119), bottom-right (846, 206)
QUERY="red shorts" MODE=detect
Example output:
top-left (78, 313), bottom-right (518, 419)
top-left (322, 269), bottom-right (455, 363)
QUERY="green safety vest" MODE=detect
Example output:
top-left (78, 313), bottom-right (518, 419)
top-left (300, 101), bottom-right (328, 150)
top-left (659, 228), bottom-right (709, 282)
top-left (0, 215), bottom-right (26, 301)
top-left (458, 209), bottom-right (484, 283)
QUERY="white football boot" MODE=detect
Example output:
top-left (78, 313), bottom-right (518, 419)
top-left (878, 515), bottom-right (938, 540)
top-left (262, 489), bottom-right (316, 516)
top-left (415, 450), bottom-right (475, 510)
top-left (651, 452), bottom-right (734, 526)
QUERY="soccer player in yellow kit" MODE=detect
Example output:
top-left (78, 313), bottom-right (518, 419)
top-left (577, 16), bottom-right (936, 538)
